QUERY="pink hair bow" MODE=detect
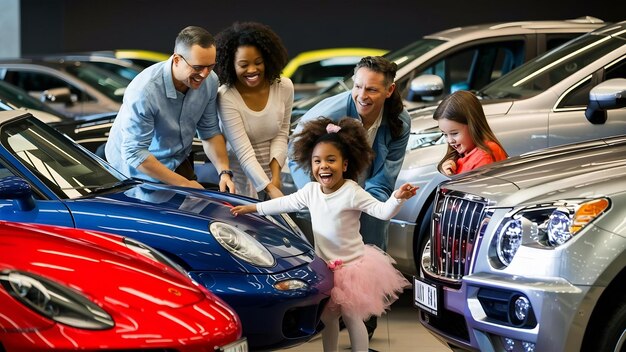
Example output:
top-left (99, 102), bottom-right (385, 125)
top-left (327, 259), bottom-right (343, 271)
top-left (326, 123), bottom-right (341, 134)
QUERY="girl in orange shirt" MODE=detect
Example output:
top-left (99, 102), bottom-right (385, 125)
top-left (433, 90), bottom-right (508, 175)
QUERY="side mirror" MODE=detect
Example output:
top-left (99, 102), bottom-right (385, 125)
top-left (585, 78), bottom-right (626, 124)
top-left (0, 176), bottom-right (36, 211)
top-left (40, 87), bottom-right (73, 105)
top-left (408, 74), bottom-right (444, 102)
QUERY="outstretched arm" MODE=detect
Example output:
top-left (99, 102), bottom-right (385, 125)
top-left (394, 183), bottom-right (418, 200)
top-left (231, 204), bottom-right (257, 216)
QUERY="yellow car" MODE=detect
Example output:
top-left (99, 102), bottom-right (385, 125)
top-left (112, 49), bottom-right (171, 68)
top-left (283, 48), bottom-right (387, 100)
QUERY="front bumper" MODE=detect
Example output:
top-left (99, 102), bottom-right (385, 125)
top-left (418, 272), bottom-right (599, 352)
top-left (191, 256), bottom-right (333, 350)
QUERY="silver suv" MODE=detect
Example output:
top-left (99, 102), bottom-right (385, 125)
top-left (388, 20), bottom-right (626, 276)
top-left (416, 99), bottom-right (626, 351)
top-left (290, 17), bottom-right (605, 122)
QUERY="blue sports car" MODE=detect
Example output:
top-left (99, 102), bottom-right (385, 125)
top-left (0, 110), bottom-right (332, 350)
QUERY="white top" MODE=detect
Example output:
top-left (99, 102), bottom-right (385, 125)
top-left (218, 78), bottom-right (294, 198)
top-left (256, 180), bottom-right (405, 263)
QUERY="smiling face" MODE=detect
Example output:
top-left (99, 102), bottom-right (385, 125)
top-left (173, 44), bottom-right (216, 92)
top-left (234, 45), bottom-right (265, 90)
top-left (311, 141), bottom-right (348, 194)
top-left (438, 118), bottom-right (475, 156)
top-left (351, 67), bottom-right (394, 123)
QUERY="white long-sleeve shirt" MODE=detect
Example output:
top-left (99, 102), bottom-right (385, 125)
top-left (218, 78), bottom-right (293, 197)
top-left (257, 180), bottom-right (404, 263)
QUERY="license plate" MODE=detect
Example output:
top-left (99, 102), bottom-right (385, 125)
top-left (217, 337), bottom-right (248, 352)
top-left (414, 276), bottom-right (438, 316)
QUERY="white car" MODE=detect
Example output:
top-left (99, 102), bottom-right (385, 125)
top-left (388, 20), bottom-right (626, 276)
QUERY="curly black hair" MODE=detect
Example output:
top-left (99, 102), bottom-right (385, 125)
top-left (291, 117), bottom-right (375, 182)
top-left (214, 21), bottom-right (288, 87)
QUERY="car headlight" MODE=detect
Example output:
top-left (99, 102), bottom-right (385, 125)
top-left (0, 270), bottom-right (114, 330)
top-left (124, 237), bottom-right (187, 275)
top-left (495, 198), bottom-right (609, 266)
top-left (407, 129), bottom-right (443, 151)
top-left (210, 222), bottom-right (275, 267)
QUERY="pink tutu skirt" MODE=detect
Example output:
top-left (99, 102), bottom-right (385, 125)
top-left (326, 245), bottom-right (410, 321)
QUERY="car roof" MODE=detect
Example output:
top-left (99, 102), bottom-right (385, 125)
top-left (423, 17), bottom-right (606, 42)
top-left (0, 57), bottom-right (102, 69)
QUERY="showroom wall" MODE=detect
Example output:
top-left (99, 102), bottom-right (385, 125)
top-left (0, 0), bottom-right (20, 58)
top-left (19, 0), bottom-right (619, 58)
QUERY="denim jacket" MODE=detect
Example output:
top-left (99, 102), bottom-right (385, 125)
top-left (288, 91), bottom-right (410, 201)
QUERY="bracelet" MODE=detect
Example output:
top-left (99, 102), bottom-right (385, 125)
top-left (219, 169), bottom-right (234, 178)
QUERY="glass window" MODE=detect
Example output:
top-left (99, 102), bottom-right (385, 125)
top-left (65, 64), bottom-right (130, 103)
top-left (404, 40), bottom-right (525, 98)
top-left (0, 116), bottom-right (126, 199)
top-left (2, 70), bottom-right (94, 102)
top-left (481, 34), bottom-right (624, 101)
top-left (557, 57), bottom-right (626, 109)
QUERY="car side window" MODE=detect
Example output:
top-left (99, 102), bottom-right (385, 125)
top-left (545, 34), bottom-right (583, 51)
top-left (291, 60), bottom-right (355, 85)
top-left (399, 40), bottom-right (525, 98)
top-left (557, 58), bottom-right (626, 109)
top-left (2, 70), bottom-right (95, 103)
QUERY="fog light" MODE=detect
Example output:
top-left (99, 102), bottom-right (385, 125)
top-left (274, 279), bottom-right (308, 291)
top-left (504, 337), bottom-right (515, 351)
top-left (514, 296), bottom-right (530, 321)
top-left (522, 341), bottom-right (536, 352)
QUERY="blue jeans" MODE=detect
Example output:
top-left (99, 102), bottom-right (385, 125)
top-left (359, 213), bottom-right (390, 251)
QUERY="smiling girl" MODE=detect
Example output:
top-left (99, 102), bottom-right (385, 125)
top-left (231, 117), bottom-right (416, 352)
top-left (434, 90), bottom-right (508, 176)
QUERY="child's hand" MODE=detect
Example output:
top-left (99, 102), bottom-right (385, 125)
top-left (395, 183), bottom-right (418, 200)
top-left (442, 159), bottom-right (457, 176)
top-left (231, 204), bottom-right (256, 216)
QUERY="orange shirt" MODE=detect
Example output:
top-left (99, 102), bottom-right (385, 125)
top-left (456, 141), bottom-right (507, 174)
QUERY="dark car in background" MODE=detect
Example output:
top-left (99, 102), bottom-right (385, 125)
top-left (0, 58), bottom-right (130, 117)
top-left (36, 53), bottom-right (145, 80)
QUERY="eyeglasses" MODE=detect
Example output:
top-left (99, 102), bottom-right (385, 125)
top-left (177, 54), bottom-right (214, 73)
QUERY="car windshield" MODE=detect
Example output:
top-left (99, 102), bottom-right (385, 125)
top-left (65, 63), bottom-right (131, 103)
top-left (330, 38), bottom-right (446, 95)
top-left (0, 115), bottom-right (129, 199)
top-left (480, 33), bottom-right (624, 100)
top-left (292, 39), bottom-right (446, 115)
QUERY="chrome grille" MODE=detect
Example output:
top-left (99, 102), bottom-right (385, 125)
top-left (427, 189), bottom-right (488, 281)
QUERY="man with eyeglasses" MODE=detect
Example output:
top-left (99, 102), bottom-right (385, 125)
top-left (106, 26), bottom-right (235, 192)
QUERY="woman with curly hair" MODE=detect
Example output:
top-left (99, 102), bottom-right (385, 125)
top-left (215, 21), bottom-right (293, 199)
top-left (231, 117), bottom-right (416, 352)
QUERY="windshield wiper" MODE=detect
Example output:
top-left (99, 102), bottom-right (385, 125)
top-left (90, 179), bottom-right (141, 193)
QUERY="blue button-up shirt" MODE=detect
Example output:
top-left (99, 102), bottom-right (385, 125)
top-left (105, 57), bottom-right (221, 182)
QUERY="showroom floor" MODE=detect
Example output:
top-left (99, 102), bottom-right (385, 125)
top-left (283, 289), bottom-right (451, 351)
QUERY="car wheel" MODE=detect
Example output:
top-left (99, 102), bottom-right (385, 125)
top-left (415, 201), bottom-right (433, 277)
top-left (583, 293), bottom-right (626, 351)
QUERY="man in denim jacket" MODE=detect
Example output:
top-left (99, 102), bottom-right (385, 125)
top-left (288, 56), bottom-right (410, 339)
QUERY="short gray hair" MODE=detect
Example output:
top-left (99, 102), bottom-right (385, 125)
top-left (174, 26), bottom-right (215, 56)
